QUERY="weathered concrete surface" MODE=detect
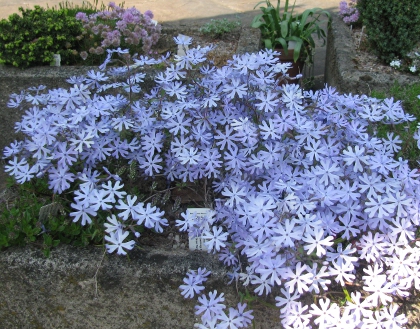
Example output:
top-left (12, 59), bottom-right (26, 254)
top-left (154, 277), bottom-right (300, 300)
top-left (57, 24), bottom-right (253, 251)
top-left (0, 244), bottom-right (281, 328)
top-left (325, 12), bottom-right (419, 95)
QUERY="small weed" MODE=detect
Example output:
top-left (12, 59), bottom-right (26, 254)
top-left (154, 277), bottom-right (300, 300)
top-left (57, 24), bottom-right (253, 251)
top-left (199, 18), bottom-right (241, 39)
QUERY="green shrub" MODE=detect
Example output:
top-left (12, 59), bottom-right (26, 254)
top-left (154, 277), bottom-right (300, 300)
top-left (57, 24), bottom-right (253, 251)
top-left (358, 0), bottom-right (420, 64)
top-left (199, 18), bottom-right (241, 38)
top-left (0, 6), bottom-right (84, 68)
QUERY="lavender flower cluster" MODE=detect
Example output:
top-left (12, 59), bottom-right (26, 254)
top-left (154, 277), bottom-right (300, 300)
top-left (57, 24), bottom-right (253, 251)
top-left (4, 37), bottom-right (420, 328)
top-left (339, 0), bottom-right (360, 25)
top-left (75, 2), bottom-right (161, 60)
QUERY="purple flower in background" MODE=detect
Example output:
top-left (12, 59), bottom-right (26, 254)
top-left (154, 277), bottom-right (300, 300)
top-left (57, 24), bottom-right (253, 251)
top-left (339, 0), bottom-right (360, 24)
top-left (75, 12), bottom-right (88, 22)
top-left (144, 10), bottom-right (153, 19)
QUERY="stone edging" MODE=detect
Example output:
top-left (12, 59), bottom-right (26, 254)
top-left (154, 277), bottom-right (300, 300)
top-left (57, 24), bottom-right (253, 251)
top-left (324, 12), bottom-right (419, 95)
top-left (0, 244), bottom-right (280, 328)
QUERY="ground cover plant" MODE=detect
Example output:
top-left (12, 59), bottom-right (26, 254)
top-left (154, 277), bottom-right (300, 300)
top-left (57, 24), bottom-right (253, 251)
top-left (3, 35), bottom-right (420, 328)
top-left (371, 82), bottom-right (420, 168)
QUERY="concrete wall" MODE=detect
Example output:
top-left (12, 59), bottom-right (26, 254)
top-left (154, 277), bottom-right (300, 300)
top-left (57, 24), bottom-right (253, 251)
top-left (324, 12), bottom-right (419, 95)
top-left (0, 245), bottom-right (281, 328)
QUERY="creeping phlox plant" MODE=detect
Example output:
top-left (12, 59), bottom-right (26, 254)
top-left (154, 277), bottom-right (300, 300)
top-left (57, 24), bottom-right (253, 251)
top-left (3, 35), bottom-right (420, 328)
top-left (75, 2), bottom-right (161, 62)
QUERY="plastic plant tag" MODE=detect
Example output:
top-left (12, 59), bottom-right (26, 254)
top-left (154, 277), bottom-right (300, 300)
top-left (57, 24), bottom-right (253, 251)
top-left (188, 208), bottom-right (211, 251)
top-left (50, 54), bottom-right (61, 67)
top-left (39, 202), bottom-right (63, 221)
top-left (177, 34), bottom-right (190, 57)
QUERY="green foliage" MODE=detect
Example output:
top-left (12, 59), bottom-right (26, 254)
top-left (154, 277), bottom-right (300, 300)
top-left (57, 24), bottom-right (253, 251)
top-left (48, 0), bottom-right (126, 19)
top-left (251, 0), bottom-right (330, 63)
top-left (0, 165), bottom-right (182, 256)
top-left (48, 0), bottom-right (100, 17)
top-left (199, 18), bottom-right (241, 38)
top-left (0, 178), bottom-right (104, 256)
top-left (358, 0), bottom-right (420, 64)
top-left (0, 6), bottom-right (84, 68)
top-left (371, 82), bottom-right (420, 167)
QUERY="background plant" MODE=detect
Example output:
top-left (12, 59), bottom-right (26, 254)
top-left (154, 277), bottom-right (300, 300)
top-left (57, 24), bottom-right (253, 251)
top-left (3, 38), bottom-right (420, 328)
top-left (0, 6), bottom-right (84, 67)
top-left (75, 2), bottom-right (161, 63)
top-left (0, 176), bottom-right (106, 257)
top-left (47, 0), bottom-right (107, 17)
top-left (251, 0), bottom-right (331, 63)
top-left (199, 18), bottom-right (241, 39)
top-left (338, 0), bottom-right (361, 26)
top-left (357, 0), bottom-right (420, 64)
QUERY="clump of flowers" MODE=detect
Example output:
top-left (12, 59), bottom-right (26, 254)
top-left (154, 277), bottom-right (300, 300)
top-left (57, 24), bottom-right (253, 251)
top-left (390, 59), bottom-right (402, 69)
top-left (389, 51), bottom-right (420, 75)
top-left (75, 2), bottom-right (161, 62)
top-left (4, 36), bottom-right (420, 328)
top-left (338, 0), bottom-right (360, 25)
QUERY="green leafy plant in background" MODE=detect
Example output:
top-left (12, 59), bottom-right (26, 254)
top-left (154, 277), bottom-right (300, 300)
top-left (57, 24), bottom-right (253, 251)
top-left (251, 0), bottom-right (330, 63)
top-left (199, 18), bottom-right (241, 39)
top-left (48, 0), bottom-right (127, 17)
top-left (47, 0), bottom-right (103, 17)
top-left (0, 6), bottom-right (85, 68)
top-left (357, 0), bottom-right (420, 64)
top-left (371, 82), bottom-right (420, 167)
top-left (74, 2), bottom-right (161, 64)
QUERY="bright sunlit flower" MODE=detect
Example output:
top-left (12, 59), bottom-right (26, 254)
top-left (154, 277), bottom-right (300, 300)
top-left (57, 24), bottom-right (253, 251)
top-left (390, 59), bottom-right (401, 68)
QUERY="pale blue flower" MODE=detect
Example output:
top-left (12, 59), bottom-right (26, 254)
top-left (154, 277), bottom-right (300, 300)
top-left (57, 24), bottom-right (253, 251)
top-left (105, 230), bottom-right (135, 255)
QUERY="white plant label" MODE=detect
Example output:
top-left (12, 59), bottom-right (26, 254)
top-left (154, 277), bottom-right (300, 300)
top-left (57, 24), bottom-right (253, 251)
top-left (188, 208), bottom-right (211, 251)
top-left (177, 34), bottom-right (190, 57)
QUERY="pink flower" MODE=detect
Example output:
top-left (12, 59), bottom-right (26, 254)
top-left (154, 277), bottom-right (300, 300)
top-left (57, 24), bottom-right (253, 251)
top-left (75, 12), bottom-right (88, 22)
top-left (80, 51), bottom-right (88, 60)
top-left (144, 10), bottom-right (154, 19)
